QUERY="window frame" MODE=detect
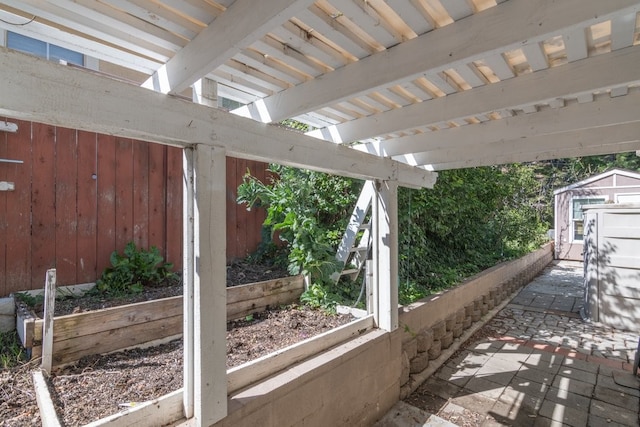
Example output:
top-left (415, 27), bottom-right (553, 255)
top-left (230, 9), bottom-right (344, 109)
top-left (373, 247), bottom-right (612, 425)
top-left (5, 31), bottom-right (84, 66)
top-left (570, 196), bottom-right (607, 242)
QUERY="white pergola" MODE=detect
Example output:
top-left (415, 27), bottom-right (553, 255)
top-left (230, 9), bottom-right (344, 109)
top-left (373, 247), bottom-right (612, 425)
top-left (0, 1), bottom-right (639, 425)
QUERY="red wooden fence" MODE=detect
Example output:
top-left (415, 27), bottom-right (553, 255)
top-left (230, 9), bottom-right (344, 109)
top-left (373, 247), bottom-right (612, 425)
top-left (0, 119), bottom-right (268, 296)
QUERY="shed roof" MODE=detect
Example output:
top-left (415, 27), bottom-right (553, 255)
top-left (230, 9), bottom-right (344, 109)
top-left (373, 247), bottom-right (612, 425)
top-left (553, 168), bottom-right (640, 195)
top-left (0, 0), bottom-right (640, 182)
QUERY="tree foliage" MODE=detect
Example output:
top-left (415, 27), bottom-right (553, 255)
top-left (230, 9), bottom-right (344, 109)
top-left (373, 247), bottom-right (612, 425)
top-left (397, 165), bottom-right (548, 301)
top-left (237, 152), bottom-right (639, 306)
top-left (237, 165), bottom-right (361, 285)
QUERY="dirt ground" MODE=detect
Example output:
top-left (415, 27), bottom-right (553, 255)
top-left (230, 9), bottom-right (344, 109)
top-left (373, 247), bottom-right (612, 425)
top-left (1, 261), bottom-right (353, 426)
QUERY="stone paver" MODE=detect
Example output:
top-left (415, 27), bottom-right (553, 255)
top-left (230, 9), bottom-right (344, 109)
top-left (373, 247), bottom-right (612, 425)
top-left (392, 260), bottom-right (640, 427)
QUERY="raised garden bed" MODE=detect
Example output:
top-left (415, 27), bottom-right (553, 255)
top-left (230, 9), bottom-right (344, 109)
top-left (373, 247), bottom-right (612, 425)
top-left (17, 275), bottom-right (304, 367)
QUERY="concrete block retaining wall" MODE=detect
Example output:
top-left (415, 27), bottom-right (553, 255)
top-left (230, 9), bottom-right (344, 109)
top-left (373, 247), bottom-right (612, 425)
top-left (216, 329), bottom-right (402, 427)
top-left (397, 243), bottom-right (554, 399)
top-left (213, 244), bottom-right (553, 426)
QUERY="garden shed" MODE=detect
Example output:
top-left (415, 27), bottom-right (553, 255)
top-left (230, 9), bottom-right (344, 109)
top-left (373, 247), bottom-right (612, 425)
top-left (1, 1), bottom-right (640, 426)
top-left (554, 169), bottom-right (640, 260)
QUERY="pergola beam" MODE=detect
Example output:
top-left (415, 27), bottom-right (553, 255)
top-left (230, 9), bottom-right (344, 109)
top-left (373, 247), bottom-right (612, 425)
top-left (410, 122), bottom-right (640, 170)
top-left (334, 45), bottom-right (640, 143)
top-left (0, 47), bottom-right (436, 189)
top-left (427, 141), bottom-right (640, 171)
top-left (142, 0), bottom-right (315, 94)
top-left (232, 0), bottom-right (640, 123)
top-left (380, 91), bottom-right (640, 157)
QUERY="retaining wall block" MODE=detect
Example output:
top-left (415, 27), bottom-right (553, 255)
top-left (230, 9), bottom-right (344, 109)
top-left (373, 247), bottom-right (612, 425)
top-left (482, 294), bottom-right (491, 304)
top-left (463, 316), bottom-right (472, 329)
top-left (445, 315), bottom-right (456, 332)
top-left (441, 331), bottom-right (454, 349)
top-left (400, 350), bottom-right (410, 386)
top-left (498, 284), bottom-right (507, 300)
top-left (400, 383), bottom-right (412, 400)
top-left (506, 279), bottom-right (515, 293)
top-left (432, 321), bottom-right (446, 340)
top-left (404, 337), bottom-right (418, 361)
top-left (487, 299), bottom-right (494, 310)
top-left (452, 323), bottom-right (464, 338)
top-left (417, 329), bottom-right (433, 353)
top-left (455, 309), bottom-right (465, 324)
top-left (473, 298), bottom-right (482, 311)
top-left (471, 310), bottom-right (482, 322)
top-left (481, 303), bottom-right (489, 315)
top-left (428, 340), bottom-right (442, 360)
top-left (464, 303), bottom-right (474, 317)
top-left (489, 289), bottom-right (498, 305)
top-left (410, 353), bottom-right (430, 374)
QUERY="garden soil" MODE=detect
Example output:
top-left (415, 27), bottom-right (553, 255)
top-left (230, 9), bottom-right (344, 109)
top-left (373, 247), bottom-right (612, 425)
top-left (1, 262), bottom-right (352, 426)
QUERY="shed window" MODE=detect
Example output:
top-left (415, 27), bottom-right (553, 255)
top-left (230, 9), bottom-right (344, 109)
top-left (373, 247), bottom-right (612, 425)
top-left (7, 32), bottom-right (84, 66)
top-left (571, 197), bottom-right (605, 241)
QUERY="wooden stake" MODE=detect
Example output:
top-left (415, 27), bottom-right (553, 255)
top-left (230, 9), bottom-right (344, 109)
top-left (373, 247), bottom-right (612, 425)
top-left (41, 269), bottom-right (56, 374)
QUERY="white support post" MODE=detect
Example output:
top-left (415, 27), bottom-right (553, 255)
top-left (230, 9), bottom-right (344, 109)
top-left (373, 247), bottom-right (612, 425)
top-left (182, 147), bottom-right (195, 419)
top-left (372, 181), bottom-right (399, 332)
top-left (192, 78), bottom-right (218, 108)
top-left (193, 144), bottom-right (227, 425)
top-left (184, 144), bottom-right (227, 425)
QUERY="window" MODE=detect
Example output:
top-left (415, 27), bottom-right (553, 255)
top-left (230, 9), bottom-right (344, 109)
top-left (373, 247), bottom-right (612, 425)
top-left (616, 193), bottom-right (640, 204)
top-left (7, 32), bottom-right (83, 66)
top-left (571, 197), bottom-right (605, 241)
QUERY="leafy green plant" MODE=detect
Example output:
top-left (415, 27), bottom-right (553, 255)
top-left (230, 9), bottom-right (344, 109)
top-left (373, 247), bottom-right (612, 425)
top-left (300, 283), bottom-right (337, 314)
top-left (13, 292), bottom-right (44, 309)
top-left (398, 281), bottom-right (428, 306)
top-left (237, 165), bottom-right (358, 288)
top-left (0, 330), bottom-right (25, 369)
top-left (94, 242), bottom-right (178, 297)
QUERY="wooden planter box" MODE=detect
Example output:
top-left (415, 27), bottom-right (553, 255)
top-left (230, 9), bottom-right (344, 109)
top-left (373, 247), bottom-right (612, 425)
top-left (17, 275), bottom-right (304, 367)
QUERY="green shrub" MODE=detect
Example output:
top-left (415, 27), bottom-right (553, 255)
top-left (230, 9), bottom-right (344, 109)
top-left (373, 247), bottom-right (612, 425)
top-left (95, 242), bottom-right (178, 297)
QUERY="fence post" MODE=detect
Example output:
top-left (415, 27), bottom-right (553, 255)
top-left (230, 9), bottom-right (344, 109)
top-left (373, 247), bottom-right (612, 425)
top-left (41, 269), bottom-right (56, 373)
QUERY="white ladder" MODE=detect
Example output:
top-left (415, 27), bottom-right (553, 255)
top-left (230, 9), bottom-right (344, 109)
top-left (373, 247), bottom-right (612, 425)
top-left (332, 180), bottom-right (375, 283)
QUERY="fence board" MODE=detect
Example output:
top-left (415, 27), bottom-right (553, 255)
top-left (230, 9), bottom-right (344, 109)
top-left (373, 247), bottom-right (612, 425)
top-left (55, 127), bottom-right (78, 286)
top-left (115, 138), bottom-right (134, 250)
top-left (0, 122), bottom-right (7, 295)
top-left (253, 162), bottom-right (268, 252)
top-left (133, 140), bottom-right (149, 249)
top-left (76, 131), bottom-right (97, 283)
top-left (96, 134), bottom-right (117, 276)
top-left (235, 157), bottom-right (246, 256)
top-left (237, 158), bottom-right (250, 257)
top-left (226, 157), bottom-right (238, 259)
top-left (5, 120), bottom-right (32, 295)
top-left (31, 123), bottom-right (56, 289)
top-left (147, 143), bottom-right (166, 253)
top-left (165, 147), bottom-right (182, 267)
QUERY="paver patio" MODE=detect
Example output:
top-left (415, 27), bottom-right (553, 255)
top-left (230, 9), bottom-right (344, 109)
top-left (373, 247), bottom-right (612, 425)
top-left (378, 260), bottom-right (639, 426)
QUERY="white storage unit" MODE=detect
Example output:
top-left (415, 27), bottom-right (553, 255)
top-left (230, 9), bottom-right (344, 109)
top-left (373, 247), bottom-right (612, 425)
top-left (582, 204), bottom-right (640, 332)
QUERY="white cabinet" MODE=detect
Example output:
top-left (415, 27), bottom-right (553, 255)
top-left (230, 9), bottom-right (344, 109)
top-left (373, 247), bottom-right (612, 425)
top-left (582, 204), bottom-right (640, 332)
